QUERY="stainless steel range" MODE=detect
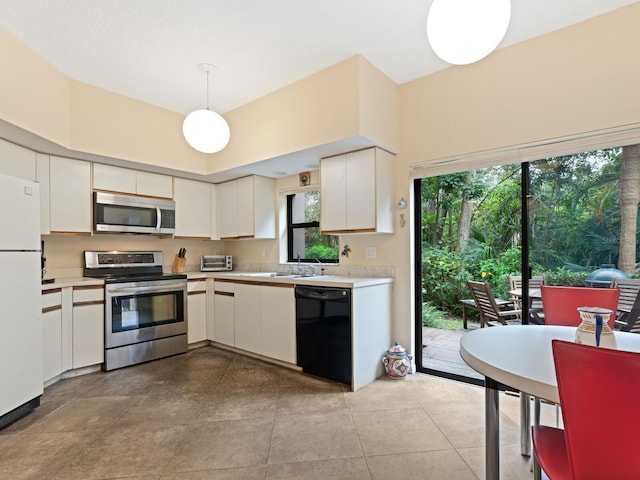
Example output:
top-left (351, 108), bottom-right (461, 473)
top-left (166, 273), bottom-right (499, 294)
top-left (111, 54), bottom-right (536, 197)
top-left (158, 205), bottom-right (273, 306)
top-left (84, 251), bottom-right (188, 371)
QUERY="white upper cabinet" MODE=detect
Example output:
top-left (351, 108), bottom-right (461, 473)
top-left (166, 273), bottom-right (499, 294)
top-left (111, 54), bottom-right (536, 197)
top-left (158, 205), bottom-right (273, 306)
top-left (36, 153), bottom-right (50, 234)
top-left (174, 178), bottom-right (211, 239)
top-left (0, 139), bottom-right (36, 181)
top-left (49, 156), bottom-right (92, 234)
top-left (320, 147), bottom-right (394, 234)
top-left (217, 175), bottom-right (276, 240)
top-left (93, 163), bottom-right (173, 198)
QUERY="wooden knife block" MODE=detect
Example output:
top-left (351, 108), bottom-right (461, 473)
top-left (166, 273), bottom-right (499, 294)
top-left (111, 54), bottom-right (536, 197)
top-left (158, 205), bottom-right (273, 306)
top-left (172, 255), bottom-right (186, 273)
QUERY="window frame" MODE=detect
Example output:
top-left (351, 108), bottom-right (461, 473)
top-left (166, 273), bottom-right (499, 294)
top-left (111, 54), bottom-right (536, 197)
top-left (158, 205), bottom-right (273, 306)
top-left (286, 193), bottom-right (338, 264)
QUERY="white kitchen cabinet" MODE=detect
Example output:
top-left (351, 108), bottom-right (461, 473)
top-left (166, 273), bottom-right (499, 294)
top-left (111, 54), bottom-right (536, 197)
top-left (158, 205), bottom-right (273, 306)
top-left (174, 178), bottom-right (211, 239)
top-left (49, 156), bottom-right (92, 234)
top-left (36, 153), bottom-right (51, 234)
top-left (0, 138), bottom-right (36, 180)
top-left (42, 288), bottom-right (63, 383)
top-left (233, 282), bottom-right (262, 353)
top-left (216, 175), bottom-right (276, 240)
top-left (212, 278), bottom-right (296, 363)
top-left (213, 280), bottom-right (235, 347)
top-left (72, 285), bottom-right (104, 369)
top-left (187, 279), bottom-right (207, 344)
top-left (320, 147), bottom-right (394, 234)
top-left (261, 283), bottom-right (296, 363)
top-left (206, 278), bottom-right (216, 340)
top-left (93, 163), bottom-right (173, 198)
top-left (210, 184), bottom-right (218, 240)
top-left (217, 180), bottom-right (238, 239)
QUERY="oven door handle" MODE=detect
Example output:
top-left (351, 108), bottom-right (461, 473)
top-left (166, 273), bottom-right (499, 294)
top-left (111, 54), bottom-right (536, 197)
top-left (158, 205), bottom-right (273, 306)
top-left (156, 206), bottom-right (162, 232)
top-left (107, 284), bottom-right (186, 296)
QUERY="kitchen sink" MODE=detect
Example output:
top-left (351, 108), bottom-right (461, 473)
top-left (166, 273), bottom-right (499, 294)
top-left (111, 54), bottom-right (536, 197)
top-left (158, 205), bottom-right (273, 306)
top-left (235, 272), bottom-right (314, 279)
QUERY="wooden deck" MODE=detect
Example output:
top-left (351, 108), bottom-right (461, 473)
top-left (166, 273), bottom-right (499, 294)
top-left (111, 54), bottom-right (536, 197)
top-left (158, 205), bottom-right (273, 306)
top-left (421, 325), bottom-right (483, 380)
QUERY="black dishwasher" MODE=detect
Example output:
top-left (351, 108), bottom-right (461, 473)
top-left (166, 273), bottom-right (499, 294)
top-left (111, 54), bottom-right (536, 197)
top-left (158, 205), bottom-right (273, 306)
top-left (295, 285), bottom-right (352, 385)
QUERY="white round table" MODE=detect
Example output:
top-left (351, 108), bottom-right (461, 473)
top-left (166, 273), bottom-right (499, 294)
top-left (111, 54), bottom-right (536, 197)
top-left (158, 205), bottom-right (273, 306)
top-left (460, 325), bottom-right (640, 480)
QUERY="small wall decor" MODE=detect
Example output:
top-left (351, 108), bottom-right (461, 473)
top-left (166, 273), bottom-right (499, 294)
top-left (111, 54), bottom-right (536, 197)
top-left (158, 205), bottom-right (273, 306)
top-left (400, 213), bottom-right (406, 228)
top-left (299, 171), bottom-right (310, 186)
top-left (397, 197), bottom-right (407, 210)
top-left (341, 244), bottom-right (351, 258)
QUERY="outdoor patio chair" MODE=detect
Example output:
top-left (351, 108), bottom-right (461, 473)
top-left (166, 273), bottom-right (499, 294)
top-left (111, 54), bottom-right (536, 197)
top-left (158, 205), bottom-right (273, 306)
top-left (466, 280), bottom-right (522, 327)
top-left (540, 285), bottom-right (619, 329)
top-left (532, 340), bottom-right (640, 479)
top-left (509, 274), bottom-right (546, 323)
top-left (617, 289), bottom-right (640, 333)
top-left (611, 277), bottom-right (640, 329)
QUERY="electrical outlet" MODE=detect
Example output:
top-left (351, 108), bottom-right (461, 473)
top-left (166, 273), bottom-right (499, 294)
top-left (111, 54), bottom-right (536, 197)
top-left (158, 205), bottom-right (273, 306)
top-left (366, 246), bottom-right (377, 259)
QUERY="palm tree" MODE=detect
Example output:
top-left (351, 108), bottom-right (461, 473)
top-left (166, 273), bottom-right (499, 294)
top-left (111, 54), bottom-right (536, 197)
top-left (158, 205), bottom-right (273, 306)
top-left (618, 144), bottom-right (640, 274)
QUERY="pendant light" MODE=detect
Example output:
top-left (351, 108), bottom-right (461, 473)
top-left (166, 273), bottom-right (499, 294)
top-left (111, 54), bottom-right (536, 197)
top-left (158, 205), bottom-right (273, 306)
top-left (182, 63), bottom-right (230, 153)
top-left (427, 0), bottom-right (511, 65)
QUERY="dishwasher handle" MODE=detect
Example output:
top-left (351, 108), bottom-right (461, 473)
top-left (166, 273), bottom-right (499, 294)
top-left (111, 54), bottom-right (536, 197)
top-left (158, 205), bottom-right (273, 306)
top-left (295, 285), bottom-right (350, 302)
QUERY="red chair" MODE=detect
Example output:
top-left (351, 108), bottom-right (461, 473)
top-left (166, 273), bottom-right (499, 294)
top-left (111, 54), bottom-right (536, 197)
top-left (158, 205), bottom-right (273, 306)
top-left (532, 340), bottom-right (640, 479)
top-left (540, 285), bottom-right (619, 329)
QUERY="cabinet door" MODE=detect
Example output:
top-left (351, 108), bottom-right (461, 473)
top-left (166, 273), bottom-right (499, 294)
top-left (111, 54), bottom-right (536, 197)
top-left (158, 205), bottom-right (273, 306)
top-left (213, 282), bottom-right (235, 346)
top-left (206, 279), bottom-right (216, 340)
top-left (252, 176), bottom-right (276, 239)
top-left (217, 180), bottom-right (238, 239)
top-left (320, 154), bottom-right (347, 233)
top-left (0, 138), bottom-right (36, 180)
top-left (261, 284), bottom-right (296, 363)
top-left (174, 178), bottom-right (211, 238)
top-left (345, 149), bottom-right (376, 231)
top-left (210, 184), bottom-right (218, 240)
top-left (236, 176), bottom-right (255, 238)
top-left (92, 164), bottom-right (136, 193)
top-left (187, 280), bottom-right (207, 344)
top-left (36, 153), bottom-right (51, 234)
top-left (42, 289), bottom-right (63, 382)
top-left (72, 286), bottom-right (104, 369)
top-left (50, 156), bottom-right (92, 233)
top-left (72, 303), bottom-right (104, 368)
top-left (234, 282), bottom-right (262, 353)
top-left (42, 308), bottom-right (63, 382)
top-left (135, 171), bottom-right (172, 198)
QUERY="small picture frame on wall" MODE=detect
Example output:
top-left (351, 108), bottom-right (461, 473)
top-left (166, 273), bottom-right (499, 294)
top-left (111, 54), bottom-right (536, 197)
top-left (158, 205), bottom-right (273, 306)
top-left (299, 171), bottom-right (310, 186)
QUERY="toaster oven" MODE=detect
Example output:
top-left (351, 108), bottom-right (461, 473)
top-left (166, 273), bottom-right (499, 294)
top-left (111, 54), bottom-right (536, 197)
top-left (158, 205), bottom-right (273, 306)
top-left (200, 255), bottom-right (233, 271)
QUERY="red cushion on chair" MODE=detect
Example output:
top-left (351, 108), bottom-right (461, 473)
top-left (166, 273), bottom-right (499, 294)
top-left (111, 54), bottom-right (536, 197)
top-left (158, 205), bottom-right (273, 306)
top-left (532, 425), bottom-right (571, 479)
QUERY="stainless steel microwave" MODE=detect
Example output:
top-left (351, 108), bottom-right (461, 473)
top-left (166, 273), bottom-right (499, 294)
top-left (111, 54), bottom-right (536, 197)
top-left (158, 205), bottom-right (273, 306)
top-left (201, 255), bottom-right (233, 271)
top-left (94, 192), bottom-right (176, 235)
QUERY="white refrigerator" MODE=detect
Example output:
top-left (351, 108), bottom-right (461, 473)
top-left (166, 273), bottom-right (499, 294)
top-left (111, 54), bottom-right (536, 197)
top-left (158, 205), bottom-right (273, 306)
top-left (0, 173), bottom-right (43, 428)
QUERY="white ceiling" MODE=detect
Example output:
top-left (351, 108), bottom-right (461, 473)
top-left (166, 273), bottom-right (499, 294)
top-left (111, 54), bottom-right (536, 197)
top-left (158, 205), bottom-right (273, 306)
top-left (0, 0), bottom-right (638, 181)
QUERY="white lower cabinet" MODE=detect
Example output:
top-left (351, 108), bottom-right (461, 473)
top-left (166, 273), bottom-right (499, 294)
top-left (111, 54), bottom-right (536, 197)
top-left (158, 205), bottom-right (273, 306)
top-left (261, 284), bottom-right (296, 363)
top-left (42, 289), bottom-right (63, 383)
top-left (72, 285), bottom-right (104, 369)
top-left (187, 279), bottom-right (207, 344)
top-left (213, 281), bottom-right (235, 347)
top-left (234, 283), bottom-right (262, 353)
top-left (212, 279), bottom-right (296, 364)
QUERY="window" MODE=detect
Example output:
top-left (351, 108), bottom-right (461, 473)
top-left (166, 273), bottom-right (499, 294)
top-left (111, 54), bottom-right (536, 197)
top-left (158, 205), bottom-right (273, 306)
top-left (287, 191), bottom-right (339, 263)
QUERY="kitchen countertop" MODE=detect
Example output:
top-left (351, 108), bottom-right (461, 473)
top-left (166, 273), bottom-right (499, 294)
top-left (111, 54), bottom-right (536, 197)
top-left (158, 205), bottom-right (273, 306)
top-left (206, 272), bottom-right (392, 288)
top-left (41, 272), bottom-right (393, 290)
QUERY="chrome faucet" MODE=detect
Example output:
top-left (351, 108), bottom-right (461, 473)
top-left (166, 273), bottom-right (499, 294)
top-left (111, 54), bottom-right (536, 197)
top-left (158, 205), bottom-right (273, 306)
top-left (315, 258), bottom-right (325, 276)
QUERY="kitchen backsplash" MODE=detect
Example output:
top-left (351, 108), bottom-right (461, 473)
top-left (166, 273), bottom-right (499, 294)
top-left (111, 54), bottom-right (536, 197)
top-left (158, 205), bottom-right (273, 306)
top-left (42, 236), bottom-right (394, 279)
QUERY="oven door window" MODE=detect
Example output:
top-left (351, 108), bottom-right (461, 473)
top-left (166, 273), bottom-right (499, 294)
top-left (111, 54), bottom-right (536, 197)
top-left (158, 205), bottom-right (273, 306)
top-left (97, 204), bottom-right (158, 228)
top-left (111, 291), bottom-right (183, 332)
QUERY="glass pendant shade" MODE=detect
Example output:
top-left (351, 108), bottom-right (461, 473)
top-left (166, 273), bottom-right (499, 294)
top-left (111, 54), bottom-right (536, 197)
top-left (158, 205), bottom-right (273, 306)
top-left (182, 108), bottom-right (230, 154)
top-left (427, 0), bottom-right (511, 65)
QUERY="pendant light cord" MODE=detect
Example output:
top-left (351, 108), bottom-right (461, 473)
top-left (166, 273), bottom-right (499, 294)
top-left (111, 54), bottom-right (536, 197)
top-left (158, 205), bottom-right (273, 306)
top-left (206, 70), bottom-right (210, 111)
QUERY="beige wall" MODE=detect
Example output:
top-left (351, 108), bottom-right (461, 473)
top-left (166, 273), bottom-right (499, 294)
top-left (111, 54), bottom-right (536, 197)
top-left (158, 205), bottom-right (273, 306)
top-left (4, 4), bottom-right (640, 357)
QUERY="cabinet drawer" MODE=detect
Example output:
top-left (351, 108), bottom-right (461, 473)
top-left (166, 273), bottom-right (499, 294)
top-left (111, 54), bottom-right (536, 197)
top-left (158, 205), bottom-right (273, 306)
top-left (42, 288), bottom-right (62, 310)
top-left (187, 279), bottom-right (207, 293)
top-left (73, 285), bottom-right (104, 304)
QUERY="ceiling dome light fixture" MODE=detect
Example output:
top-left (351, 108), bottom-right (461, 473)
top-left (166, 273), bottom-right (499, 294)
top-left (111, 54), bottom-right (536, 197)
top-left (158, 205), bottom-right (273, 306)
top-left (426, 0), bottom-right (511, 65)
top-left (182, 63), bottom-right (230, 154)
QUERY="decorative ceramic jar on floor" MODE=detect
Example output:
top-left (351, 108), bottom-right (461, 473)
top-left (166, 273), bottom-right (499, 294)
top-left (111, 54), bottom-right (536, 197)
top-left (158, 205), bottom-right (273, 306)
top-left (382, 342), bottom-right (412, 379)
top-left (575, 306), bottom-right (617, 349)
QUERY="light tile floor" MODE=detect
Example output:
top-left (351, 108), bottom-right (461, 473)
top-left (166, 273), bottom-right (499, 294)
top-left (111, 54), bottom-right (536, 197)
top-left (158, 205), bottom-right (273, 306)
top-left (0, 346), bottom-right (554, 479)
